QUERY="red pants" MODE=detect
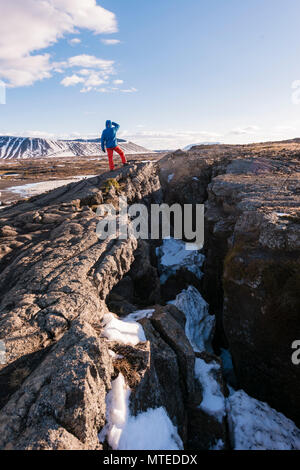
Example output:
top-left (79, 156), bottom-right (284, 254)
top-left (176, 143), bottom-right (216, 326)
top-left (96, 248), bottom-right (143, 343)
top-left (107, 146), bottom-right (127, 170)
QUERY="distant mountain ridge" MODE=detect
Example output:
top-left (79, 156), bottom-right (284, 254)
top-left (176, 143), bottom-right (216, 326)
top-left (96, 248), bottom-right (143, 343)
top-left (183, 142), bottom-right (221, 151)
top-left (0, 136), bottom-right (151, 159)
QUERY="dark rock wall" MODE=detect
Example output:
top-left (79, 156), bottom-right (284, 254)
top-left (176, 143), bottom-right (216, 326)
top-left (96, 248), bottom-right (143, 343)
top-left (159, 148), bottom-right (300, 426)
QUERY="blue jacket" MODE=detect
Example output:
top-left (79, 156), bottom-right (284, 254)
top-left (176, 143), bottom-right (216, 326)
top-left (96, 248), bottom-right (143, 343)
top-left (101, 120), bottom-right (120, 152)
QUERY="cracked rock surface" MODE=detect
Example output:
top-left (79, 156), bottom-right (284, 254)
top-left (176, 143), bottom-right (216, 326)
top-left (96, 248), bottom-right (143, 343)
top-left (0, 141), bottom-right (299, 450)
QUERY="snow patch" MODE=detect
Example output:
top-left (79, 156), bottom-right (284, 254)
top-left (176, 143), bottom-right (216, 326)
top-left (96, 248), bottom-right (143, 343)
top-left (227, 390), bottom-right (300, 450)
top-left (100, 374), bottom-right (131, 450)
top-left (118, 406), bottom-right (183, 450)
top-left (4, 175), bottom-right (96, 198)
top-left (100, 374), bottom-right (183, 450)
top-left (108, 349), bottom-right (123, 360)
top-left (156, 238), bottom-right (205, 284)
top-left (102, 313), bottom-right (146, 346)
top-left (170, 286), bottom-right (215, 352)
top-left (124, 309), bottom-right (155, 323)
top-left (194, 358), bottom-right (225, 423)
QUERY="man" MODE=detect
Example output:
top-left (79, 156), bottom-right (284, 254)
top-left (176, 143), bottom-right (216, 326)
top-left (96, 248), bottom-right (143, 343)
top-left (101, 120), bottom-right (128, 171)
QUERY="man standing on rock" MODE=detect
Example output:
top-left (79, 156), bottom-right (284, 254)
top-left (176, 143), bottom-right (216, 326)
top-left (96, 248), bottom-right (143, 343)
top-left (101, 120), bottom-right (128, 171)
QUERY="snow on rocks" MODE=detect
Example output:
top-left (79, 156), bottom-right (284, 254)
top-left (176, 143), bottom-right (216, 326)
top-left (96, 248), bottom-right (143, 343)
top-left (156, 238), bottom-right (205, 284)
top-left (170, 286), bottom-right (215, 353)
top-left (5, 175), bottom-right (97, 198)
top-left (100, 374), bottom-right (130, 450)
top-left (124, 309), bottom-right (155, 323)
top-left (118, 406), bottom-right (184, 450)
top-left (194, 357), bottom-right (226, 423)
top-left (102, 313), bottom-right (146, 346)
top-left (227, 390), bottom-right (300, 450)
top-left (100, 373), bottom-right (183, 450)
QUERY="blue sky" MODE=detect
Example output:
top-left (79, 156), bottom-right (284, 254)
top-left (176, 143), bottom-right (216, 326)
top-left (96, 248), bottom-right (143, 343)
top-left (1, 0), bottom-right (300, 149)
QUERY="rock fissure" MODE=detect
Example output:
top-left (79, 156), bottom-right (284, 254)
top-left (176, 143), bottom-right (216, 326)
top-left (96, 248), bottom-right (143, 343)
top-left (0, 148), bottom-right (299, 450)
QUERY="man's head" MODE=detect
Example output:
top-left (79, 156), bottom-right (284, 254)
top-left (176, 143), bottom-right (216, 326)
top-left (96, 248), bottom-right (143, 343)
top-left (106, 120), bottom-right (112, 128)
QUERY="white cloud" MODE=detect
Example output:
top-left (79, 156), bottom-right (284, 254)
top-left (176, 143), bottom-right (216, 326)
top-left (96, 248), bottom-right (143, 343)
top-left (229, 126), bottom-right (260, 136)
top-left (121, 87), bottom-right (138, 93)
top-left (59, 55), bottom-right (116, 92)
top-left (101, 39), bottom-right (121, 45)
top-left (67, 54), bottom-right (114, 71)
top-left (61, 74), bottom-right (85, 87)
top-left (94, 87), bottom-right (110, 93)
top-left (0, 54), bottom-right (53, 88)
top-left (118, 129), bottom-right (222, 150)
top-left (69, 37), bottom-right (81, 45)
top-left (79, 69), bottom-right (92, 76)
top-left (59, 66), bottom-right (137, 94)
top-left (84, 73), bottom-right (105, 87)
top-left (60, 58), bottom-right (115, 92)
top-left (0, 130), bottom-right (57, 139)
top-left (0, 0), bottom-right (117, 87)
top-left (0, 3), bottom-right (138, 93)
top-left (274, 125), bottom-right (296, 132)
top-left (291, 80), bottom-right (300, 89)
top-left (61, 71), bottom-right (106, 90)
top-left (0, 129), bottom-right (102, 140)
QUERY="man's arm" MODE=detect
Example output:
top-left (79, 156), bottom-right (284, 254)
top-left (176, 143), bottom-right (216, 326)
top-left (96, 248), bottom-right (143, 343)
top-left (101, 130), bottom-right (106, 153)
top-left (112, 122), bottom-right (120, 131)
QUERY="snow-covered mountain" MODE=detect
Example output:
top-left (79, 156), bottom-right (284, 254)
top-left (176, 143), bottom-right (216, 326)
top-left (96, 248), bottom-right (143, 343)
top-left (0, 136), bottom-right (152, 159)
top-left (183, 142), bottom-right (220, 151)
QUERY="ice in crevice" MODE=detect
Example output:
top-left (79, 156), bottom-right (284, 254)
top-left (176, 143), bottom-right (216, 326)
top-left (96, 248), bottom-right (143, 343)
top-left (194, 357), bottom-right (226, 423)
top-left (156, 238), bottom-right (205, 284)
top-left (220, 347), bottom-right (237, 388)
top-left (99, 374), bottom-right (183, 450)
top-left (170, 286), bottom-right (215, 353)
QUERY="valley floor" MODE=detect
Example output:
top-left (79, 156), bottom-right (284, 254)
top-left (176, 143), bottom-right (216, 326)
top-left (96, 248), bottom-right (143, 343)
top-left (0, 153), bottom-right (160, 205)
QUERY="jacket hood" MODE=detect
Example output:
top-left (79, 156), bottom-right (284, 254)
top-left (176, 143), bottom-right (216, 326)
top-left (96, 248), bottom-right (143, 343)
top-left (106, 120), bottom-right (112, 128)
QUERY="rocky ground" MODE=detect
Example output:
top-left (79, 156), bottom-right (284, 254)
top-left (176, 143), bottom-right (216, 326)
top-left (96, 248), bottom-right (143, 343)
top-left (0, 141), bottom-right (299, 450)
